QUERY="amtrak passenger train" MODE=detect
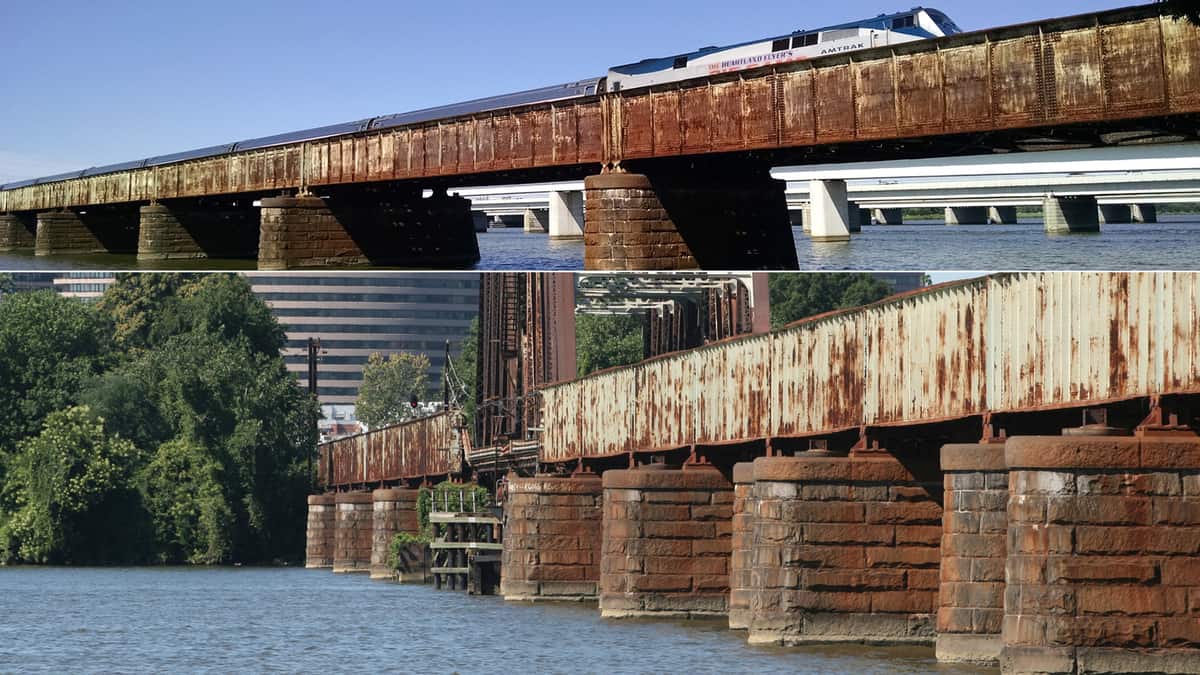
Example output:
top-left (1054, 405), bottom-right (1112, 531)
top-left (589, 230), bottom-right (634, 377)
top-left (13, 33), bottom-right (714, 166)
top-left (0, 9), bottom-right (961, 190)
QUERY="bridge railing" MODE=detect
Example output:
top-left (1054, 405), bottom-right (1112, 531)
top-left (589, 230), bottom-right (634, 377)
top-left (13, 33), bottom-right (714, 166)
top-left (318, 412), bottom-right (458, 489)
top-left (539, 272), bottom-right (1200, 462)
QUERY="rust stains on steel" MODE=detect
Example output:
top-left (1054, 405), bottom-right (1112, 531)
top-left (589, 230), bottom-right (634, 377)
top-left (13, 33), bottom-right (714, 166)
top-left (539, 273), bottom-right (1200, 461)
top-left (3, 6), bottom-right (1198, 212)
top-left (319, 412), bottom-right (458, 490)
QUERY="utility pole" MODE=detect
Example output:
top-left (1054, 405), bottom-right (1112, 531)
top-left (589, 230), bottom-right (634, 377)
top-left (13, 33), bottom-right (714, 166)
top-left (307, 337), bottom-right (321, 482)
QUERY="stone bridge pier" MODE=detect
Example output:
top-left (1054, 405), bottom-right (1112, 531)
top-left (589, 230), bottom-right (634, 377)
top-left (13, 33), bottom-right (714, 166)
top-left (332, 491), bottom-right (374, 574)
top-left (138, 197), bottom-right (260, 261)
top-left (35, 204), bottom-right (141, 256)
top-left (370, 488), bottom-right (421, 580)
top-left (305, 493), bottom-right (336, 569)
top-left (258, 183), bottom-right (480, 269)
top-left (583, 160), bottom-right (798, 270)
top-left (501, 474), bottom-right (603, 602)
top-left (0, 213), bottom-right (36, 250)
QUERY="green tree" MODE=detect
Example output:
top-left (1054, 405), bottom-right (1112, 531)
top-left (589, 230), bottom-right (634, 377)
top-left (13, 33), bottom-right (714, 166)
top-left (138, 438), bottom-right (233, 564)
top-left (0, 273), bottom-right (12, 295)
top-left (768, 274), bottom-right (894, 329)
top-left (1, 406), bottom-right (143, 564)
top-left (0, 291), bottom-right (112, 455)
top-left (576, 314), bottom-right (644, 377)
top-left (95, 273), bottom-right (199, 350)
top-left (356, 352), bottom-right (431, 428)
top-left (450, 317), bottom-right (479, 427)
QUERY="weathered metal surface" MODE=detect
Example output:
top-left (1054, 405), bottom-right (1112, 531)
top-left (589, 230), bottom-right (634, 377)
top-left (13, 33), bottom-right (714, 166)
top-left (4, 7), bottom-right (1197, 212)
top-left (320, 412), bottom-right (455, 489)
top-left (539, 273), bottom-right (1200, 461)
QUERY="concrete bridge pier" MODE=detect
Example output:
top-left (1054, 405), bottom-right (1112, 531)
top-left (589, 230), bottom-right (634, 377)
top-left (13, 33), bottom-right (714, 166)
top-left (599, 465), bottom-right (733, 618)
top-left (0, 213), bottom-right (36, 250)
top-left (305, 493), bottom-right (336, 569)
top-left (1098, 204), bottom-right (1132, 225)
top-left (787, 209), bottom-right (805, 230)
top-left (257, 186), bottom-right (480, 270)
top-left (35, 205), bottom-right (140, 256)
top-left (1043, 195), bottom-right (1100, 233)
top-left (848, 204), bottom-right (866, 233)
top-left (137, 199), bottom-right (259, 261)
top-left (747, 450), bottom-right (943, 646)
top-left (872, 208), bottom-right (903, 225)
top-left (945, 206), bottom-right (988, 226)
top-left (501, 474), bottom-right (603, 602)
top-left (548, 190), bottom-right (584, 240)
top-left (1001, 436), bottom-right (1200, 674)
top-left (936, 444), bottom-right (1007, 666)
top-left (808, 180), bottom-right (852, 242)
top-left (332, 491), bottom-right (374, 573)
top-left (1131, 204), bottom-right (1158, 223)
top-left (471, 210), bottom-right (489, 232)
top-left (988, 206), bottom-right (1018, 224)
top-left (583, 166), bottom-right (798, 270)
top-left (524, 208), bottom-right (549, 233)
top-left (498, 214), bottom-right (523, 228)
top-left (370, 488), bottom-right (421, 580)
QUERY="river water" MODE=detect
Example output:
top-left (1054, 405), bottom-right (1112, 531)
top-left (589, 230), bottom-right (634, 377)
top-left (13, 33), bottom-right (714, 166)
top-left (0, 567), bottom-right (989, 673)
top-left (1, 218), bottom-right (1197, 271)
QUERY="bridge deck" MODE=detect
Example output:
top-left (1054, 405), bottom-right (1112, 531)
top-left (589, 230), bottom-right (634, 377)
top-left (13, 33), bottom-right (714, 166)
top-left (3, 5), bottom-right (1198, 213)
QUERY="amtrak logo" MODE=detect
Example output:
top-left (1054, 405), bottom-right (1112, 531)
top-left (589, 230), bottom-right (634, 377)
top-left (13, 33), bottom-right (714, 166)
top-left (821, 43), bottom-right (866, 55)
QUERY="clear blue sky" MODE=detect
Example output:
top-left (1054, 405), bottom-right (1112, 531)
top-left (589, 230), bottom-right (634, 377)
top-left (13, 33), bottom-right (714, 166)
top-left (0, 0), bottom-right (1132, 182)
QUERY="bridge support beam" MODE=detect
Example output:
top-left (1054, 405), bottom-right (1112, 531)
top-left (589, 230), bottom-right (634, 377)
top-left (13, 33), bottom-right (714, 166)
top-left (600, 465), bottom-right (733, 618)
top-left (936, 444), bottom-right (1007, 666)
top-left (370, 488), bottom-right (421, 581)
top-left (1043, 195), bottom-right (1100, 233)
top-left (471, 210), bottom-right (489, 233)
top-left (872, 208), bottom-right (903, 225)
top-left (1002, 436), bottom-right (1200, 674)
top-left (583, 169), bottom-right (798, 269)
top-left (501, 474), bottom-right (603, 602)
top-left (1098, 204), bottom-right (1132, 225)
top-left (333, 491), bottom-right (374, 574)
top-left (137, 199), bottom-right (259, 260)
top-left (945, 206), bottom-right (988, 226)
top-left (848, 204), bottom-right (866, 233)
top-left (988, 206), bottom-right (1018, 225)
top-left (257, 188), bottom-right (480, 270)
top-left (524, 208), bottom-right (549, 233)
top-left (35, 206), bottom-right (139, 256)
top-left (808, 180), bottom-right (852, 242)
top-left (748, 451), bottom-right (942, 646)
top-left (549, 190), bottom-right (584, 239)
top-left (305, 494), bottom-right (336, 569)
top-left (1131, 204), bottom-right (1158, 223)
top-left (0, 213), bottom-right (36, 250)
top-left (729, 463), bottom-right (756, 630)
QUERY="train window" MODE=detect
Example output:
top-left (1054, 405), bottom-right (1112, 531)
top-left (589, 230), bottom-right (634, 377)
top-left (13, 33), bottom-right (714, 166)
top-left (772, 38), bottom-right (790, 52)
top-left (673, 56), bottom-right (688, 69)
top-left (792, 34), bottom-right (818, 48)
top-left (891, 15), bottom-right (915, 29)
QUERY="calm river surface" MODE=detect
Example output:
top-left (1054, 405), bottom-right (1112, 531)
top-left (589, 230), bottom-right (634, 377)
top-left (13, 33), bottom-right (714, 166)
top-left (0, 566), bottom-right (990, 674)
top-left (0, 218), bottom-right (1197, 271)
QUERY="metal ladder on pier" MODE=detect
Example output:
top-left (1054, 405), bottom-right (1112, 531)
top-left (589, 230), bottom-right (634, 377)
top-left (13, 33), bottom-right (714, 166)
top-left (429, 491), bottom-right (502, 594)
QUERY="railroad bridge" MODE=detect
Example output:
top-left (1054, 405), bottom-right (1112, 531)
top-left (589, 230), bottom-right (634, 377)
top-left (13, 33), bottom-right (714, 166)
top-left (308, 271), bottom-right (1200, 673)
top-left (5, 5), bottom-right (1200, 269)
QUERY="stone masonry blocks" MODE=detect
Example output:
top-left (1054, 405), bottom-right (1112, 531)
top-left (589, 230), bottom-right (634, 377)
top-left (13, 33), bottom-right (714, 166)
top-left (0, 213), bottom-right (36, 250)
top-left (748, 452), bottom-right (943, 646)
top-left (584, 173), bottom-right (696, 271)
top-left (730, 462), bottom-right (757, 630)
top-left (370, 488), bottom-right (421, 580)
top-left (333, 491), bottom-right (374, 574)
top-left (305, 493), bottom-right (336, 569)
top-left (36, 209), bottom-right (138, 256)
top-left (137, 201), bottom-right (259, 260)
top-left (1001, 436), bottom-right (1200, 675)
top-left (501, 474), bottom-right (603, 602)
top-left (937, 443), bottom-right (1008, 665)
top-left (600, 466), bottom-right (734, 618)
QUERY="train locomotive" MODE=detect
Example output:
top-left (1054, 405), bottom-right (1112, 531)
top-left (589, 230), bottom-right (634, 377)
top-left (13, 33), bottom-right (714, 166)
top-left (0, 8), bottom-right (960, 190)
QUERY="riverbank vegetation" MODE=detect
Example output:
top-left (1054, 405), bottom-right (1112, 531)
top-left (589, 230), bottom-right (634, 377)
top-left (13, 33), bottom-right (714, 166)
top-left (0, 275), bottom-right (318, 566)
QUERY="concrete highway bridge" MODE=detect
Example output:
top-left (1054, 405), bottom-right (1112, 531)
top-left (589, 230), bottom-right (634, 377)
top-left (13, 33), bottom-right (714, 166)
top-left (3, 4), bottom-right (1200, 269)
top-left (309, 271), bottom-right (1200, 673)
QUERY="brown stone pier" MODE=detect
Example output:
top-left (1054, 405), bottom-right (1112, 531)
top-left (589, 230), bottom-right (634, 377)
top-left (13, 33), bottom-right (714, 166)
top-left (747, 451), bottom-right (943, 646)
top-left (0, 213), bottom-right (36, 250)
top-left (35, 206), bottom-right (139, 256)
top-left (937, 443), bottom-right (1008, 665)
top-left (370, 488), bottom-right (421, 580)
top-left (501, 474), bottom-right (603, 602)
top-left (600, 465), bottom-right (733, 618)
top-left (583, 163), bottom-right (798, 271)
top-left (729, 462), bottom-right (756, 630)
top-left (137, 199), bottom-right (259, 260)
top-left (332, 491), bottom-right (374, 574)
top-left (1002, 436), bottom-right (1200, 675)
top-left (305, 493), bottom-right (336, 569)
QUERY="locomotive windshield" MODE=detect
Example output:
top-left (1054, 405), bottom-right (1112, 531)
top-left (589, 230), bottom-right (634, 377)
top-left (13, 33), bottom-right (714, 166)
top-left (925, 9), bottom-right (962, 35)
